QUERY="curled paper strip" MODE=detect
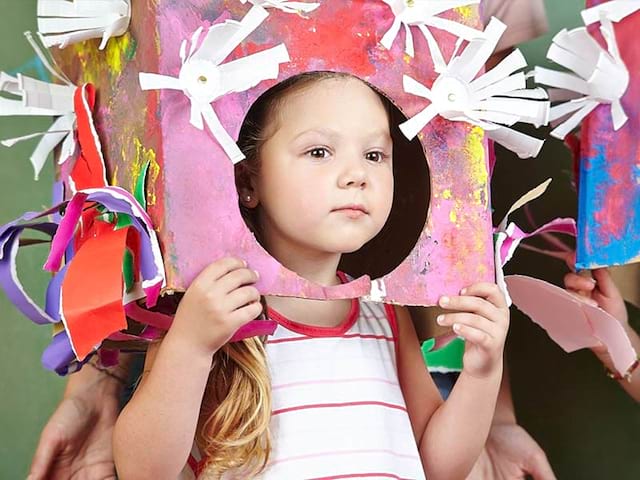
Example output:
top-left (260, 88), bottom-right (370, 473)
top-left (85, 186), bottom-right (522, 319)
top-left (400, 17), bottom-right (549, 159)
top-left (493, 179), bottom-right (577, 304)
top-left (44, 187), bottom-right (166, 307)
top-left (534, 22), bottom-right (630, 140)
top-left (139, 5), bottom-right (290, 164)
top-left (37, 0), bottom-right (131, 50)
top-left (0, 210), bottom-right (60, 326)
top-left (582, 0), bottom-right (640, 25)
top-left (240, 0), bottom-right (320, 14)
top-left (0, 187), bottom-right (166, 366)
top-left (381, 0), bottom-right (483, 70)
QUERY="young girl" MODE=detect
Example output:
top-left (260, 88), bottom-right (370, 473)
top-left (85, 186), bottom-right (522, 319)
top-left (113, 72), bottom-right (510, 479)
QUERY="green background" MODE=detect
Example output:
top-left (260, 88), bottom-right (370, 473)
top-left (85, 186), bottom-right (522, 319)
top-left (0, 0), bottom-right (637, 478)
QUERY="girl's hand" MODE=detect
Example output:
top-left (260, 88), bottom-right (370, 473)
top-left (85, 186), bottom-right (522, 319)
top-left (170, 257), bottom-right (263, 356)
top-left (437, 283), bottom-right (509, 379)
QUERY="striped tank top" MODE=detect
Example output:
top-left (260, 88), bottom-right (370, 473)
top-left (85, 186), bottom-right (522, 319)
top-left (185, 296), bottom-right (426, 479)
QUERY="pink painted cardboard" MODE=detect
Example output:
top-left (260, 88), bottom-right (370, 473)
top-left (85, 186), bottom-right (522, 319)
top-left (53, 1), bottom-right (494, 306)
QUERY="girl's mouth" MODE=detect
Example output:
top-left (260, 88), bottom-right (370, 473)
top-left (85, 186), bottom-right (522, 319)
top-left (332, 204), bottom-right (369, 219)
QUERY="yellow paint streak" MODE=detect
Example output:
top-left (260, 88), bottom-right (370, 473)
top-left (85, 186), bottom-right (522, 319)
top-left (464, 126), bottom-right (489, 207)
top-left (455, 6), bottom-right (477, 21)
top-left (442, 189), bottom-right (452, 200)
top-left (126, 137), bottom-right (160, 207)
top-left (105, 33), bottom-right (132, 76)
top-left (449, 210), bottom-right (457, 223)
top-left (73, 42), bottom-right (99, 85)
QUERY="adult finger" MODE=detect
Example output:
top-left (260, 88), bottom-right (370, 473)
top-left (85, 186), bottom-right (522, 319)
top-left (524, 447), bottom-right (557, 480)
top-left (28, 431), bottom-right (61, 480)
top-left (592, 268), bottom-right (621, 299)
top-left (566, 290), bottom-right (598, 307)
top-left (564, 272), bottom-right (596, 293)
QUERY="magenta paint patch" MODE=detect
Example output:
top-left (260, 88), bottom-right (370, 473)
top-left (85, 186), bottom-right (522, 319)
top-left (54, 1), bottom-right (494, 306)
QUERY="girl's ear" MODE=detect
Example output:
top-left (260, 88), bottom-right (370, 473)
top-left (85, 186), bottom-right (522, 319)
top-left (236, 163), bottom-right (260, 209)
top-left (239, 187), bottom-right (259, 208)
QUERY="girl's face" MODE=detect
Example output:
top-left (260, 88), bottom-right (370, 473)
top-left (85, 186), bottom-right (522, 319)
top-left (252, 77), bottom-right (394, 261)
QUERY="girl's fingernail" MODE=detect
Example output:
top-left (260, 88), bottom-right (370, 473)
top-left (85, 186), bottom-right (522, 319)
top-left (439, 296), bottom-right (450, 306)
top-left (437, 315), bottom-right (444, 325)
top-left (254, 270), bottom-right (260, 279)
top-left (460, 288), bottom-right (467, 295)
top-left (453, 324), bottom-right (461, 333)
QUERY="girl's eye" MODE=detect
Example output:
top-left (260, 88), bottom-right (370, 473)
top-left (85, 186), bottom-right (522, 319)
top-left (365, 151), bottom-right (386, 163)
top-left (306, 147), bottom-right (330, 159)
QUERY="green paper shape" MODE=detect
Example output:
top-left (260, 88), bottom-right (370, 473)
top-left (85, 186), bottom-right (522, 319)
top-left (421, 336), bottom-right (465, 373)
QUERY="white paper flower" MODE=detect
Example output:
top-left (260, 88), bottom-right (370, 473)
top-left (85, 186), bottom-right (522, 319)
top-left (240, 0), bottom-right (320, 14)
top-left (534, 20), bottom-right (629, 140)
top-left (400, 17), bottom-right (550, 159)
top-left (37, 0), bottom-right (131, 50)
top-left (381, 0), bottom-right (484, 70)
top-left (582, 0), bottom-right (640, 25)
top-left (0, 33), bottom-right (77, 179)
top-left (139, 5), bottom-right (289, 164)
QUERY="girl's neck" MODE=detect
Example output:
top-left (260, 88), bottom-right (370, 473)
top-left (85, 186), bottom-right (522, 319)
top-left (263, 240), bottom-right (352, 329)
top-left (264, 238), bottom-right (342, 287)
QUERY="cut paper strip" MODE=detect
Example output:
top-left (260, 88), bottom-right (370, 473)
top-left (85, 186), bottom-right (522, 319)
top-left (37, 0), bottom-right (131, 50)
top-left (506, 275), bottom-right (637, 375)
top-left (534, 22), bottom-right (630, 139)
top-left (240, 0), bottom-right (320, 14)
top-left (400, 17), bottom-right (549, 159)
top-left (582, 0), bottom-right (640, 25)
top-left (44, 187), bottom-right (165, 307)
top-left (229, 318), bottom-right (278, 342)
top-left (139, 5), bottom-right (290, 164)
top-left (0, 212), bottom-right (59, 325)
top-left (381, 0), bottom-right (483, 69)
top-left (0, 71), bottom-right (76, 179)
top-left (41, 330), bottom-right (84, 375)
top-left (68, 83), bottom-right (109, 191)
top-left (60, 222), bottom-right (129, 360)
top-left (422, 335), bottom-right (465, 373)
top-left (493, 179), bottom-right (577, 304)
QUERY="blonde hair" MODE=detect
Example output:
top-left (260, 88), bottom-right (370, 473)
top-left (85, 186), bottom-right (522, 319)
top-left (198, 337), bottom-right (272, 478)
top-left (197, 72), bottom-right (392, 478)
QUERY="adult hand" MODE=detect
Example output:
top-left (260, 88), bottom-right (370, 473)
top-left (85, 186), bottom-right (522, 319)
top-left (29, 365), bottom-right (122, 480)
top-left (468, 422), bottom-right (556, 480)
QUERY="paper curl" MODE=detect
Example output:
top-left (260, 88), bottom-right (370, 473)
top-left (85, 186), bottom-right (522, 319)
top-left (400, 17), bottom-right (549, 159)
top-left (534, 22), bottom-right (630, 140)
top-left (493, 179), bottom-right (577, 304)
top-left (381, 0), bottom-right (483, 70)
top-left (37, 0), bottom-right (131, 50)
top-left (139, 5), bottom-right (290, 164)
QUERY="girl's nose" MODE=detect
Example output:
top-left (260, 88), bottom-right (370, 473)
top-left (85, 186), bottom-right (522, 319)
top-left (338, 156), bottom-right (367, 189)
top-left (338, 167), bottom-right (367, 189)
